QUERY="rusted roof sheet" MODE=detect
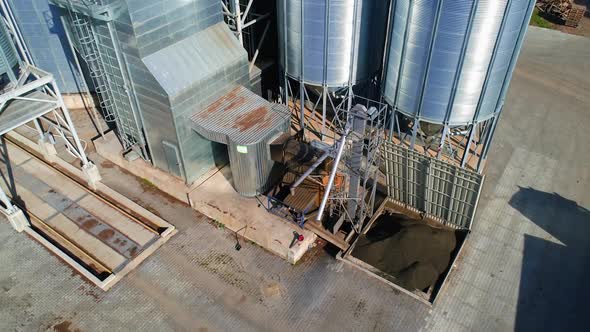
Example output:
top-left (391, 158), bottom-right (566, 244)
top-left (190, 85), bottom-right (290, 145)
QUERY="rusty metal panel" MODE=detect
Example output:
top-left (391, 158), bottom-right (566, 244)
top-left (382, 141), bottom-right (484, 229)
top-left (190, 85), bottom-right (291, 197)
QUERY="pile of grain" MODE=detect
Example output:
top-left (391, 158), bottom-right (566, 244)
top-left (353, 212), bottom-right (458, 291)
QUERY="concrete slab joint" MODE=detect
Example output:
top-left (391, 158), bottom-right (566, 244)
top-left (6, 208), bottom-right (29, 233)
top-left (82, 162), bottom-right (102, 190)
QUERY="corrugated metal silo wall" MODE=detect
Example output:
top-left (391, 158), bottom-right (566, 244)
top-left (0, 19), bottom-right (19, 76)
top-left (99, 8), bottom-right (178, 178)
top-left (8, 0), bottom-right (80, 92)
top-left (117, 0), bottom-right (251, 184)
top-left (383, 0), bottom-right (536, 125)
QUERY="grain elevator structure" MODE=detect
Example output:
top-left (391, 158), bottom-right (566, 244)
top-left (6, 0), bottom-right (539, 301)
top-left (50, 0), bottom-right (289, 196)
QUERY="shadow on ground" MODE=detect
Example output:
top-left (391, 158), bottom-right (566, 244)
top-left (509, 187), bottom-right (590, 331)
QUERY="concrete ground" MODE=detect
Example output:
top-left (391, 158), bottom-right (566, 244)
top-left (1, 27), bottom-right (589, 331)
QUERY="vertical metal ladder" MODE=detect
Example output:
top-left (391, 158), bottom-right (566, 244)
top-left (64, 0), bottom-right (147, 157)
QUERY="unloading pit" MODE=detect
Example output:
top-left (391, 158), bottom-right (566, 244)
top-left (343, 199), bottom-right (468, 304)
top-left (1, 135), bottom-right (176, 290)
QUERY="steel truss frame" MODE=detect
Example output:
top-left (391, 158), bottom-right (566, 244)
top-left (388, 110), bottom-right (499, 174)
top-left (282, 75), bottom-right (387, 235)
top-left (0, 65), bottom-right (98, 225)
top-left (221, 0), bottom-right (271, 73)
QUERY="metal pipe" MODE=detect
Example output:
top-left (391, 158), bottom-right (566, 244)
top-left (241, 0), bottom-right (254, 24)
top-left (233, 0), bottom-right (243, 45)
top-left (316, 129), bottom-right (349, 222)
top-left (248, 20), bottom-right (270, 73)
top-left (321, 86), bottom-right (327, 139)
top-left (290, 148), bottom-right (332, 195)
top-left (0, 182), bottom-right (14, 211)
top-left (299, 0), bottom-right (305, 132)
top-left (242, 13), bottom-right (269, 29)
top-left (52, 81), bottom-right (90, 165)
top-left (33, 119), bottom-right (44, 140)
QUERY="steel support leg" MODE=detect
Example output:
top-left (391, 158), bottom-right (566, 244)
top-left (0, 185), bottom-right (28, 232)
top-left (53, 82), bottom-right (101, 188)
top-left (461, 124), bottom-right (477, 168)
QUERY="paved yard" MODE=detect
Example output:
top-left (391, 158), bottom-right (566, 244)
top-left (1, 27), bottom-right (589, 331)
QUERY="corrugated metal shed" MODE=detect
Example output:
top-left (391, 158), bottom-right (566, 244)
top-left (191, 85), bottom-right (291, 197)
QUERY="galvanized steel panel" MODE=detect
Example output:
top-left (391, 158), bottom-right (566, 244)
top-left (8, 0), bottom-right (80, 92)
top-left (278, 0), bottom-right (389, 87)
top-left (143, 23), bottom-right (245, 99)
top-left (383, 0), bottom-right (536, 125)
top-left (191, 85), bottom-right (291, 197)
top-left (382, 142), bottom-right (484, 229)
top-left (0, 19), bottom-right (19, 79)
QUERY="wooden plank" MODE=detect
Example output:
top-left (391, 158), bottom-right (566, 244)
top-left (304, 220), bottom-right (348, 250)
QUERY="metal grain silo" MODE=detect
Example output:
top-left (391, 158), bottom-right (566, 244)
top-left (384, 0), bottom-right (536, 125)
top-left (278, 0), bottom-right (389, 138)
top-left (384, 0), bottom-right (535, 170)
top-left (278, 0), bottom-right (388, 87)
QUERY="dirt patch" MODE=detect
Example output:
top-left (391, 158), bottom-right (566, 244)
top-left (204, 202), bottom-right (238, 220)
top-left (295, 238), bottom-right (327, 266)
top-left (77, 285), bottom-right (102, 302)
top-left (80, 218), bottom-right (98, 231)
top-left (52, 320), bottom-right (81, 332)
top-left (129, 246), bottom-right (138, 257)
top-left (197, 252), bottom-right (253, 293)
top-left (139, 178), bottom-right (180, 205)
top-left (97, 229), bottom-right (115, 241)
top-left (100, 160), bottom-right (116, 169)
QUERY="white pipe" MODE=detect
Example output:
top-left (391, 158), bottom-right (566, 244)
top-left (248, 20), bottom-right (270, 73)
top-left (290, 148), bottom-right (332, 194)
top-left (316, 130), bottom-right (349, 222)
top-left (242, 13), bottom-right (269, 29)
top-left (52, 81), bottom-right (90, 165)
top-left (0, 183), bottom-right (14, 211)
top-left (233, 0), bottom-right (243, 45)
top-left (241, 0), bottom-right (254, 25)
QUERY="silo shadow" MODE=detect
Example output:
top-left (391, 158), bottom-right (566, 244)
top-left (509, 186), bottom-right (590, 331)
